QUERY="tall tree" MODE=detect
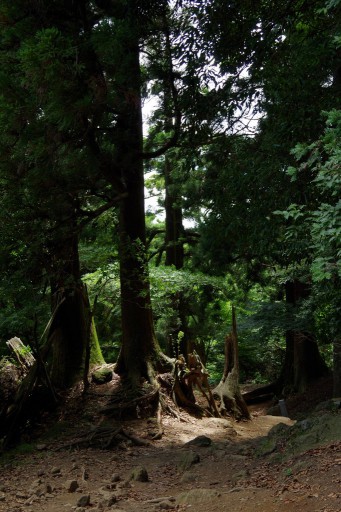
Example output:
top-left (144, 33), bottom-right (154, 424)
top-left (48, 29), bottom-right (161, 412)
top-left (192, 0), bottom-right (340, 393)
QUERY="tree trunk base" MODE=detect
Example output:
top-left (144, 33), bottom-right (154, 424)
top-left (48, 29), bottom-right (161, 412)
top-left (213, 368), bottom-right (250, 421)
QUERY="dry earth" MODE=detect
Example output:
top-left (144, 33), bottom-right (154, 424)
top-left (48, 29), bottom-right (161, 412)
top-left (0, 375), bottom-right (340, 512)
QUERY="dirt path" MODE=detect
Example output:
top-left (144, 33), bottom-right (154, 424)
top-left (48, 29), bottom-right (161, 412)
top-left (0, 381), bottom-right (340, 512)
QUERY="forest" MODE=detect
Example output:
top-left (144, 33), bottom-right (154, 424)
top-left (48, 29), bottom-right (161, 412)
top-left (0, 0), bottom-right (340, 455)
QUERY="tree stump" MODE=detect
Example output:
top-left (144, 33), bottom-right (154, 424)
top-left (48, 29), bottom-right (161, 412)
top-left (213, 307), bottom-right (250, 420)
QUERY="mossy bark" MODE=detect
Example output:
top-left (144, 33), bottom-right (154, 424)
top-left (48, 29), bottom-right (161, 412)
top-left (90, 318), bottom-right (105, 366)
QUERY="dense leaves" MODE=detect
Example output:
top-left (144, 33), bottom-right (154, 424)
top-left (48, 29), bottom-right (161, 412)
top-left (0, 0), bottom-right (339, 391)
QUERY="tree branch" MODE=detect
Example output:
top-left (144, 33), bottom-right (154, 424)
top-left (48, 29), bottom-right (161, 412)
top-left (141, 17), bottom-right (181, 160)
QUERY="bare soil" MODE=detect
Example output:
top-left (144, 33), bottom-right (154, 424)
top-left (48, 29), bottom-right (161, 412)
top-left (0, 375), bottom-right (340, 512)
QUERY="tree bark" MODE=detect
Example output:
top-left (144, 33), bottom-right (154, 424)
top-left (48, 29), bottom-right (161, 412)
top-left (164, 156), bottom-right (184, 270)
top-left (48, 229), bottom-right (92, 388)
top-left (114, 11), bottom-right (167, 387)
top-left (333, 337), bottom-right (341, 398)
top-left (213, 307), bottom-right (250, 420)
top-left (277, 280), bottom-right (329, 394)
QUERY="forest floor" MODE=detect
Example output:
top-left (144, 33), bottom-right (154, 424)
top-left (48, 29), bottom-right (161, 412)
top-left (0, 374), bottom-right (340, 512)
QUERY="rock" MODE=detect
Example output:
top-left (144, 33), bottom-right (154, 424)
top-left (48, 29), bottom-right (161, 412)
top-left (111, 473), bottom-right (120, 482)
top-left (315, 398), bottom-right (341, 412)
top-left (177, 451), bottom-right (200, 472)
top-left (65, 480), bottom-right (79, 493)
top-left (92, 368), bottom-right (113, 384)
top-left (106, 495), bottom-right (117, 506)
top-left (36, 444), bottom-right (47, 451)
top-left (183, 435), bottom-right (212, 447)
top-left (51, 467), bottom-right (61, 475)
top-left (268, 422), bottom-right (292, 438)
top-left (0, 493), bottom-right (5, 502)
top-left (77, 494), bottom-right (91, 507)
top-left (130, 466), bottom-right (149, 482)
top-left (29, 480), bottom-right (53, 497)
top-left (298, 419), bottom-right (313, 431)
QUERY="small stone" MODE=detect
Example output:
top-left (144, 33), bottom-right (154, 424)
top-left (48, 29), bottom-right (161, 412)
top-left (105, 483), bottom-right (116, 490)
top-left (51, 467), bottom-right (61, 475)
top-left (36, 444), bottom-right (47, 451)
top-left (66, 480), bottom-right (79, 493)
top-left (0, 493), bottom-right (5, 502)
top-left (92, 368), bottom-right (113, 384)
top-left (183, 435), bottom-right (212, 447)
top-left (106, 495), bottom-right (117, 506)
top-left (111, 474), bottom-right (120, 483)
top-left (130, 466), bottom-right (149, 482)
top-left (77, 494), bottom-right (90, 507)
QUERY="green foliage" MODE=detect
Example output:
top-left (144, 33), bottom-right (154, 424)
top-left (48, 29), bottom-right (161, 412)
top-left (276, 110), bottom-right (341, 339)
top-left (278, 111), bottom-right (341, 279)
top-left (83, 264), bottom-right (121, 362)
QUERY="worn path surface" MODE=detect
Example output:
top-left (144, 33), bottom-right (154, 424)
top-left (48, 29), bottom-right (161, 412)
top-left (0, 378), bottom-right (340, 512)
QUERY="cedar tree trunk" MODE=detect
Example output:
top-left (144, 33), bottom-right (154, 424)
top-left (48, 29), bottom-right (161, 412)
top-left (114, 16), bottom-right (165, 387)
top-left (164, 156), bottom-right (188, 357)
top-left (48, 228), bottom-right (94, 388)
top-left (277, 280), bottom-right (329, 394)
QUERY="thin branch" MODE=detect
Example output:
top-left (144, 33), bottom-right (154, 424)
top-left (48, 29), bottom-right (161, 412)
top-left (78, 192), bottom-right (128, 229)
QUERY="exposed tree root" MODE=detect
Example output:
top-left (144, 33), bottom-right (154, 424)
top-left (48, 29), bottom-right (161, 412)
top-left (101, 384), bottom-right (160, 419)
top-left (171, 352), bottom-right (220, 417)
top-left (55, 424), bottom-right (150, 451)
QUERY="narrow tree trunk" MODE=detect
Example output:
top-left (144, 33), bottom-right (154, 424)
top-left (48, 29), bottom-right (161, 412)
top-left (165, 156), bottom-right (184, 270)
top-left (333, 337), bottom-right (341, 398)
top-left (163, 155), bottom-right (189, 358)
top-left (213, 306), bottom-right (250, 420)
